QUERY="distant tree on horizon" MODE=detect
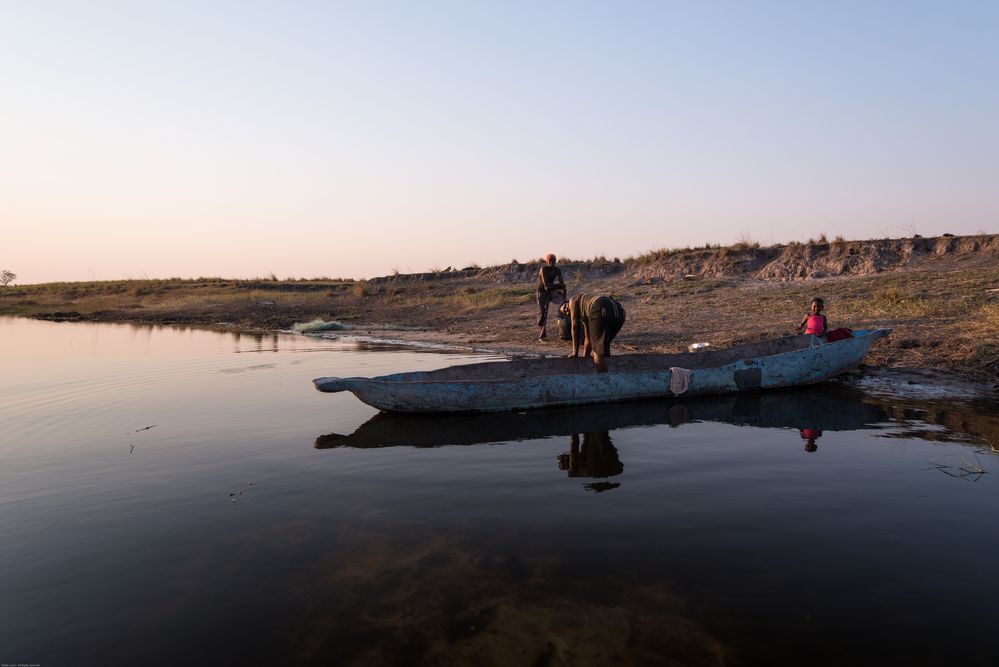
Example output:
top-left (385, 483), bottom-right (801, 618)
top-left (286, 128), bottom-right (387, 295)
top-left (1, 270), bottom-right (16, 286)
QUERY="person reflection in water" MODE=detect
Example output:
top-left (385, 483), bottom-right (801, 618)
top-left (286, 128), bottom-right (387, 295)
top-left (557, 431), bottom-right (624, 492)
top-left (668, 404), bottom-right (689, 428)
top-left (799, 428), bottom-right (822, 452)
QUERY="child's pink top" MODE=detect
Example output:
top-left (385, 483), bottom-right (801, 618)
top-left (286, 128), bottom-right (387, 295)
top-left (805, 314), bottom-right (827, 335)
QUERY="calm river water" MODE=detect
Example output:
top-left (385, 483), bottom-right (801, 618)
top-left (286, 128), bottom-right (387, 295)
top-left (2, 317), bottom-right (998, 666)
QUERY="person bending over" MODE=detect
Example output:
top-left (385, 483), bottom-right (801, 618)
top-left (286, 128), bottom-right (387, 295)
top-left (561, 293), bottom-right (626, 372)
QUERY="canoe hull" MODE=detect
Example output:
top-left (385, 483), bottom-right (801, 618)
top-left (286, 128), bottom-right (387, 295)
top-left (314, 329), bottom-right (890, 414)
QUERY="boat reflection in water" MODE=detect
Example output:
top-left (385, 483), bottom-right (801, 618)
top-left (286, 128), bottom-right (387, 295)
top-left (315, 384), bottom-right (887, 452)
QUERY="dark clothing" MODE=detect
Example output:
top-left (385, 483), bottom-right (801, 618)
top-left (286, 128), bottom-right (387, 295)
top-left (578, 293), bottom-right (625, 356)
top-left (536, 288), bottom-right (566, 328)
top-left (535, 265), bottom-right (566, 329)
top-left (537, 265), bottom-right (565, 292)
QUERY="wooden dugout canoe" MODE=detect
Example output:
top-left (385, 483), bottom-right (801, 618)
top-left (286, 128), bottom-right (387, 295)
top-left (313, 329), bottom-right (891, 414)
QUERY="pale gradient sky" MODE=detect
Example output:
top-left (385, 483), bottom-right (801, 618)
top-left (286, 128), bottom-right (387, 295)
top-left (2, 1), bottom-right (997, 284)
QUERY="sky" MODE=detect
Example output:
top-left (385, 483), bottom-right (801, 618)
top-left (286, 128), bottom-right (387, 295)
top-left (2, 1), bottom-right (997, 284)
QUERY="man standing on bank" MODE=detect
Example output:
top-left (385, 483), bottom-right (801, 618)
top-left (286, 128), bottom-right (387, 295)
top-left (535, 253), bottom-right (566, 340)
top-left (560, 293), bottom-right (626, 372)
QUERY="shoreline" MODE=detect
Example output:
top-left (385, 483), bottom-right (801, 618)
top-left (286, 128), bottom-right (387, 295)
top-left (12, 308), bottom-right (998, 401)
top-left (293, 322), bottom-right (996, 403)
top-left (3, 235), bottom-right (996, 395)
top-left (12, 310), bottom-right (998, 401)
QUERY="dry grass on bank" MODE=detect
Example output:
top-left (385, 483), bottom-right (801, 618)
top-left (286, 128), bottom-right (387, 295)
top-left (0, 279), bottom-right (355, 318)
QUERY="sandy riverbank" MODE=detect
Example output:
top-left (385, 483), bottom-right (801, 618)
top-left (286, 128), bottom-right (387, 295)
top-left (3, 234), bottom-right (997, 394)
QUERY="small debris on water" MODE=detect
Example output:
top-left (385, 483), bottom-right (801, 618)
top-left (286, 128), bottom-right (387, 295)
top-left (227, 484), bottom-right (255, 504)
top-left (926, 452), bottom-right (988, 482)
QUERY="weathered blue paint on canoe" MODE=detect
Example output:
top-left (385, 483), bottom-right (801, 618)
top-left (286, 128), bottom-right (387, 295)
top-left (313, 329), bottom-right (890, 414)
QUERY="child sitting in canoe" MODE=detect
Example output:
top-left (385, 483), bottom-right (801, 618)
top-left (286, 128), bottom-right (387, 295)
top-left (797, 297), bottom-right (828, 336)
top-left (797, 298), bottom-right (854, 341)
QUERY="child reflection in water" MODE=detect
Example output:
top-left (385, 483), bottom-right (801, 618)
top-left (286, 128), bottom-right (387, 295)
top-left (799, 428), bottom-right (822, 452)
top-left (557, 431), bottom-right (624, 492)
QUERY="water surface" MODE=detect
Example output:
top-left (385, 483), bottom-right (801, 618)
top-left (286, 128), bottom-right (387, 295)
top-left (2, 317), bottom-right (998, 666)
